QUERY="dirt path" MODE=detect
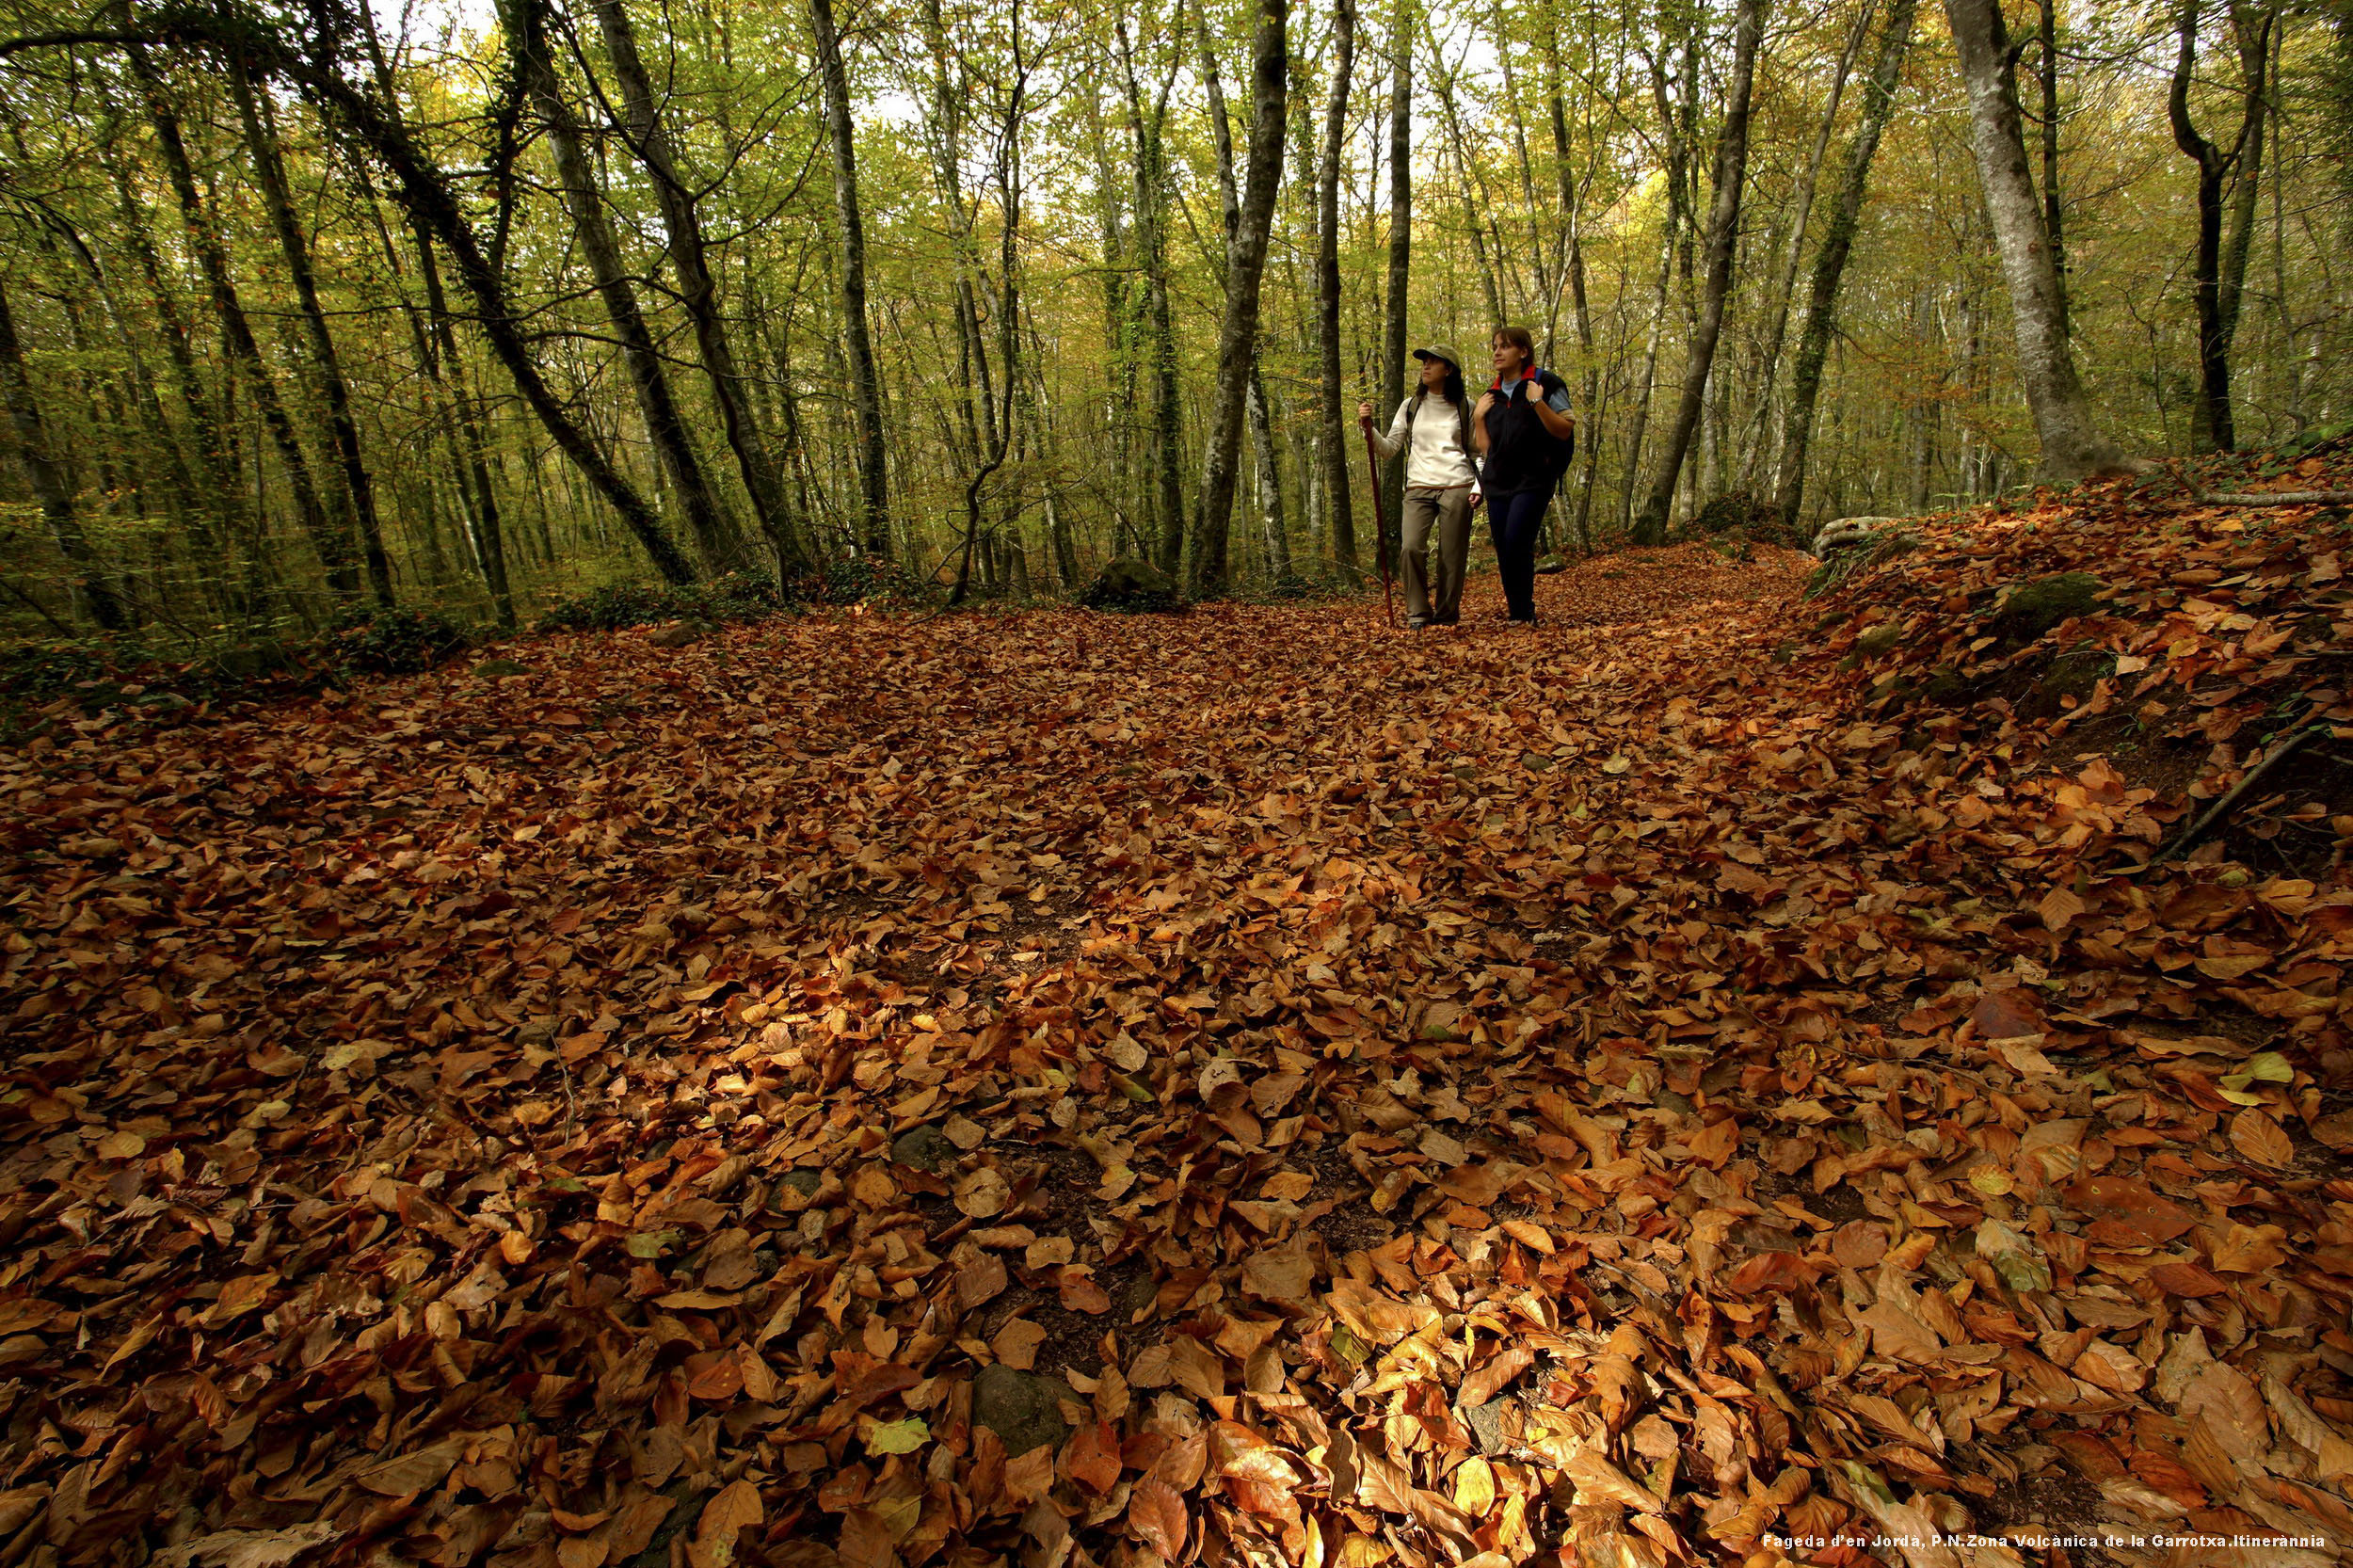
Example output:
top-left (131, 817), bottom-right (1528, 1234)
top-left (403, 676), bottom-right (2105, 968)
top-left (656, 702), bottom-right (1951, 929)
top-left (3, 526), bottom-right (2348, 1568)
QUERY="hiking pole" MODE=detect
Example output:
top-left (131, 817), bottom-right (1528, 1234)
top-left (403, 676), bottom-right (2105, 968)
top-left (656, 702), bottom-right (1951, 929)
top-left (1360, 422), bottom-right (1398, 629)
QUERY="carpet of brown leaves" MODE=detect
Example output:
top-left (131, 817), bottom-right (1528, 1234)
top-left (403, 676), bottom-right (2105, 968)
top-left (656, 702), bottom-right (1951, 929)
top-left (2, 462), bottom-right (2350, 1568)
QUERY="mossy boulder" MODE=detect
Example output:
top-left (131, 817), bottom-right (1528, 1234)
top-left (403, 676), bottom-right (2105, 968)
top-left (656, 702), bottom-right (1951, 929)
top-left (1991, 573), bottom-right (2103, 646)
top-left (1804, 528), bottom-right (1917, 600)
top-left (1694, 489), bottom-right (1789, 546)
top-left (1080, 557), bottom-right (1185, 614)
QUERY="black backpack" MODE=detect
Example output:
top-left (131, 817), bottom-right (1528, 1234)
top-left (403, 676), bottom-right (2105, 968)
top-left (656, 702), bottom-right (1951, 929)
top-left (1526, 371), bottom-right (1577, 490)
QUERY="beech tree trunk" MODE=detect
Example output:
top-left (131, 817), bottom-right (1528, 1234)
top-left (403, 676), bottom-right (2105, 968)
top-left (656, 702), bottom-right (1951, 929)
top-left (1317, 0), bottom-right (1359, 569)
top-left (1118, 14), bottom-right (1186, 578)
top-left (1191, 0), bottom-right (1289, 597)
top-left (1249, 367), bottom-right (1291, 578)
top-left (104, 149), bottom-right (246, 584)
top-left (1740, 0), bottom-right (1870, 489)
top-left (358, 13), bottom-right (515, 626)
top-left (230, 58), bottom-right (394, 607)
top-left (1775, 0), bottom-right (1917, 524)
top-left (2169, 0), bottom-right (2271, 453)
top-left (1632, 0), bottom-right (1766, 545)
top-left (1380, 0), bottom-right (1411, 513)
top-left (1199, 18), bottom-right (1291, 582)
top-left (2036, 0), bottom-right (2071, 343)
top-left (592, 0), bottom-right (803, 572)
top-left (809, 0), bottom-right (890, 555)
top-left (0, 276), bottom-right (125, 631)
top-left (133, 49), bottom-right (358, 602)
top-left (1545, 34), bottom-right (1599, 547)
top-left (1945, 0), bottom-right (2130, 480)
top-left (239, 18), bottom-right (695, 582)
top-left (1083, 81), bottom-right (1137, 551)
top-left (2217, 6), bottom-right (2269, 365)
top-left (1619, 26), bottom-right (1690, 532)
top-left (504, 0), bottom-right (739, 569)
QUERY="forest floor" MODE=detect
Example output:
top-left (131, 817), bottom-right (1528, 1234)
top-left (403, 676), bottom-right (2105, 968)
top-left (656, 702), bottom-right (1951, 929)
top-left (2, 456), bottom-right (2351, 1568)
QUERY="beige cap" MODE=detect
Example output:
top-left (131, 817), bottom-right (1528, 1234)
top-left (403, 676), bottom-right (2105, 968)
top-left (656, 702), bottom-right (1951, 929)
top-left (1412, 344), bottom-right (1464, 371)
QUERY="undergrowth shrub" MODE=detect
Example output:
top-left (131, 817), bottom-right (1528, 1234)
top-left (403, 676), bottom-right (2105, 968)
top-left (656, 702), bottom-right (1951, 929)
top-left (321, 607), bottom-right (471, 676)
top-left (796, 557), bottom-right (931, 607)
top-left (0, 639), bottom-right (149, 709)
top-left (536, 571), bottom-right (790, 633)
top-left (1259, 574), bottom-right (1331, 602)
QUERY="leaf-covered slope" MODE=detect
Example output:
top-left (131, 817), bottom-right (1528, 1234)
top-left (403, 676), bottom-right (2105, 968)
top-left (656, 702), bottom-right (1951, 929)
top-left (0, 502), bottom-right (2348, 1568)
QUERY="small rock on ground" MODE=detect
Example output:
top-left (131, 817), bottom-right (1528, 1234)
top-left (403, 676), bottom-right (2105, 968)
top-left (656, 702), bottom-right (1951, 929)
top-left (891, 1125), bottom-right (958, 1172)
top-left (971, 1364), bottom-right (1072, 1456)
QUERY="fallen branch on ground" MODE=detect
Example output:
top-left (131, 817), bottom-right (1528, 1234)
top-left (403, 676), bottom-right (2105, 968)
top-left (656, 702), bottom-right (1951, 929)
top-left (2137, 720), bottom-right (2328, 868)
top-left (2166, 457), bottom-right (2353, 507)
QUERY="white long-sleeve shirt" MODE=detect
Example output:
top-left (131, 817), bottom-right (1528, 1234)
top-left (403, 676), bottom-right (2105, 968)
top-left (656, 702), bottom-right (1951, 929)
top-left (1369, 393), bottom-right (1481, 490)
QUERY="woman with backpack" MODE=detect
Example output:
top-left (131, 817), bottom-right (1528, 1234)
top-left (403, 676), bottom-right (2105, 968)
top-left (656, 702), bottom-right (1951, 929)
top-left (1474, 327), bottom-right (1577, 625)
top-left (1359, 344), bottom-right (1481, 629)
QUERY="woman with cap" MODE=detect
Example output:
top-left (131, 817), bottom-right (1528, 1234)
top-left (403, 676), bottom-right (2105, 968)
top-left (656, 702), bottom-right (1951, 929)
top-left (1359, 344), bottom-right (1481, 629)
top-left (1474, 326), bottom-right (1577, 625)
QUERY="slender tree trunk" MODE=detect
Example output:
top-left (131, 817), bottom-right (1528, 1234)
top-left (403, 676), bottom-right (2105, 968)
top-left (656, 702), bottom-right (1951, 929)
top-left (2169, 0), bottom-right (2271, 454)
top-left (133, 49), bottom-right (358, 600)
top-left (1200, 4), bottom-right (1241, 249)
top-left (351, 20), bottom-right (522, 625)
top-left (360, 166), bottom-right (512, 624)
top-left (2036, 0), bottom-right (2071, 344)
top-left (1542, 34), bottom-right (1601, 545)
top-left (1318, 0), bottom-right (1359, 569)
top-left (242, 22), bottom-right (694, 581)
top-left (1192, 0), bottom-right (1289, 597)
top-left (229, 58), bottom-right (395, 606)
top-left (1619, 203), bottom-right (1677, 532)
top-left (1380, 0), bottom-right (1411, 513)
top-left (0, 276), bottom-right (125, 631)
top-left (2218, 2), bottom-right (2269, 365)
top-left (1775, 0), bottom-right (1918, 523)
top-left (51, 221), bottom-right (204, 597)
top-left (1741, 0), bottom-right (1872, 488)
top-left (1620, 26), bottom-right (1690, 531)
top-left (1113, 17), bottom-right (1186, 580)
top-left (1198, 18), bottom-right (1294, 583)
top-left (1633, 0), bottom-right (1767, 545)
top-left (1248, 364), bottom-right (1292, 577)
top-left (591, 0), bottom-right (802, 574)
top-left (104, 149), bottom-right (243, 588)
top-left (1084, 80), bottom-right (1138, 552)
top-left (808, 0), bottom-right (889, 554)
top-left (1431, 55), bottom-right (1505, 326)
top-left (1945, 0), bottom-right (2131, 479)
top-left (947, 12), bottom-right (1030, 605)
top-left (504, 0), bottom-right (738, 568)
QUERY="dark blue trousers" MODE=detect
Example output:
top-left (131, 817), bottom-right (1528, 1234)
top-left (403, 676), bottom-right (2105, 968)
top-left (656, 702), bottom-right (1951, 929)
top-left (1488, 488), bottom-right (1551, 620)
